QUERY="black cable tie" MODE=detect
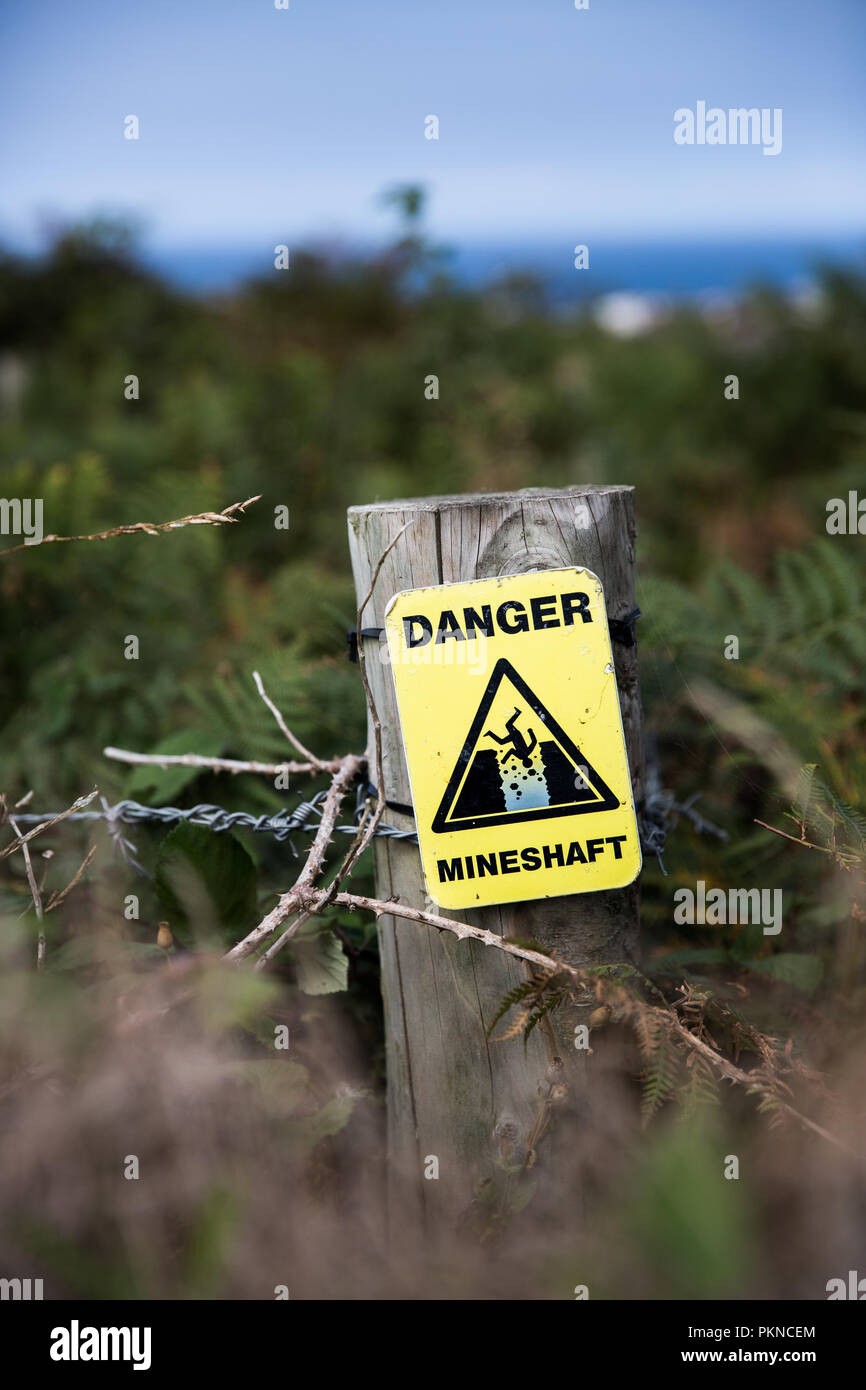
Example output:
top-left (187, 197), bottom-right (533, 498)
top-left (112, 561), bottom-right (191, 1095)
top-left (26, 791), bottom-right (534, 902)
top-left (347, 627), bottom-right (385, 662)
top-left (608, 606), bottom-right (641, 648)
top-left (361, 780), bottom-right (415, 819)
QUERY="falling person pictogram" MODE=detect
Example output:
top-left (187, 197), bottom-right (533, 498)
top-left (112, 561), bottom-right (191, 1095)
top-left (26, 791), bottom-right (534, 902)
top-left (432, 659), bottom-right (620, 832)
top-left (484, 707), bottom-right (549, 812)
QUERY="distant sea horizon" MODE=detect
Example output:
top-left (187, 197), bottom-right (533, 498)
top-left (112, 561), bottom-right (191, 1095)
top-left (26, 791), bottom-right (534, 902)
top-left (141, 233), bottom-right (866, 302)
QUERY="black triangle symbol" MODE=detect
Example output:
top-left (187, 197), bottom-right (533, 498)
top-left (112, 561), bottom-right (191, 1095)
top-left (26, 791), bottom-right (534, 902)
top-left (431, 658), bottom-right (621, 833)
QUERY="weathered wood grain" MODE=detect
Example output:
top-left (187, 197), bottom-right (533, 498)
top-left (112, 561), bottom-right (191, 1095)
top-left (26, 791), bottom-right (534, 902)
top-left (347, 487), bottom-right (642, 1227)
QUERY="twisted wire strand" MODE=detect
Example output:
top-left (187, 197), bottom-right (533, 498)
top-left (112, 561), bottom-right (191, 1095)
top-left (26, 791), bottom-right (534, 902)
top-left (8, 765), bottom-right (724, 875)
top-left (11, 796), bottom-right (420, 848)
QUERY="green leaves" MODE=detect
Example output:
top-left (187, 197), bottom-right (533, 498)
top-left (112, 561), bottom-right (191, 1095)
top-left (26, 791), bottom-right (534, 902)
top-left (745, 953), bottom-right (824, 994)
top-left (154, 822), bottom-right (257, 946)
top-left (650, 943), bottom-right (824, 993)
top-left (291, 928), bottom-right (348, 995)
top-left (649, 947), bottom-right (731, 977)
top-left (126, 729), bottom-right (224, 803)
top-left (151, 820), bottom-right (349, 990)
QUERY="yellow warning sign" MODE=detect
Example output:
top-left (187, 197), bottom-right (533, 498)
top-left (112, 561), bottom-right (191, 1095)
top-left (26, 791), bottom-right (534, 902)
top-left (384, 568), bottom-right (641, 909)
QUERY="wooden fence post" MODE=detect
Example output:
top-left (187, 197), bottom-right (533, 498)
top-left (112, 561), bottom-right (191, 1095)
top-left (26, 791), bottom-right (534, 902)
top-left (347, 486), bottom-right (642, 1228)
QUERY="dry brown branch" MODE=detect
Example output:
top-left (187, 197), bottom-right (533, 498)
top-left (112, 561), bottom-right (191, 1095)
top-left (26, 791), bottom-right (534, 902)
top-left (102, 746), bottom-right (339, 777)
top-left (330, 889), bottom-right (563, 969)
top-left (334, 890), bottom-right (850, 1153)
top-left (8, 814), bottom-right (44, 967)
top-left (256, 794), bottom-right (376, 968)
top-left (287, 519), bottom-right (415, 925)
top-left (755, 817), bottom-right (860, 868)
top-left (252, 670), bottom-right (322, 769)
top-left (0, 788), bottom-right (98, 861)
top-left (242, 877), bottom-right (849, 1154)
top-left (223, 754), bottom-right (365, 962)
top-left (45, 845), bottom-right (98, 913)
top-left (232, 522), bottom-right (413, 964)
top-left (668, 1012), bottom-right (851, 1153)
top-left (0, 496), bottom-right (261, 557)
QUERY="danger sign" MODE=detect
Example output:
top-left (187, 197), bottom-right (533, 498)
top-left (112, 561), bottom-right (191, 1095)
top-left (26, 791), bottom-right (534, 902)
top-left (384, 568), bottom-right (642, 909)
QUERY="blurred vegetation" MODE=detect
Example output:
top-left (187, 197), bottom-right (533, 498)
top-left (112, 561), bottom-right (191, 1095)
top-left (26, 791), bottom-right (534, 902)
top-left (1, 197), bottom-right (865, 1296)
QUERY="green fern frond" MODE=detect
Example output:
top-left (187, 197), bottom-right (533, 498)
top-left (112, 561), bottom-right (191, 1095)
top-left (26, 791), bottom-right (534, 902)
top-left (487, 980), bottom-right (537, 1040)
top-left (681, 1053), bottom-right (721, 1115)
top-left (523, 991), bottom-right (565, 1045)
top-left (637, 1012), bottom-right (682, 1123)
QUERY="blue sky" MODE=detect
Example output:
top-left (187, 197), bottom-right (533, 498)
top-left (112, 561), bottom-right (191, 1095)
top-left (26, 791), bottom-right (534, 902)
top-left (1, 0), bottom-right (864, 253)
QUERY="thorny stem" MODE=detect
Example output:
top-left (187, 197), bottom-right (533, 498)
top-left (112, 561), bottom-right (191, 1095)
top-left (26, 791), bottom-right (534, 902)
top-left (8, 814), bottom-right (44, 968)
top-left (235, 520), bottom-right (413, 966)
top-left (104, 746), bottom-right (338, 778)
top-left (252, 671), bottom-right (323, 769)
top-left (280, 887), bottom-right (849, 1155)
top-left (256, 796), bottom-right (375, 969)
top-left (223, 754), bottom-right (365, 961)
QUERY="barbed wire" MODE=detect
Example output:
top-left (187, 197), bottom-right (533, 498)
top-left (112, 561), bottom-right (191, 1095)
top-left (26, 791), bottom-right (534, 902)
top-left (8, 761), bottom-right (725, 880)
top-left (638, 753), bottom-right (728, 875)
top-left (10, 790), bottom-right (418, 879)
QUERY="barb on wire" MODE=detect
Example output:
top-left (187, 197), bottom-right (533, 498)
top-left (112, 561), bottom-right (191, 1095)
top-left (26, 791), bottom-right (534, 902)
top-left (101, 796), bottom-right (151, 879)
top-left (638, 753), bottom-right (728, 876)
